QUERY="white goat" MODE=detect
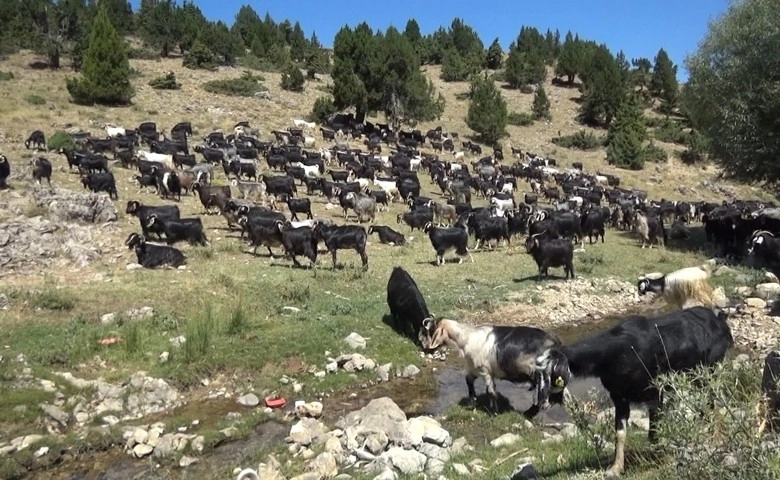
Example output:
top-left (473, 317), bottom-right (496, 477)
top-left (373, 176), bottom-right (400, 202)
top-left (105, 124), bottom-right (126, 138)
top-left (292, 118), bottom-right (316, 131)
top-left (290, 162), bottom-right (320, 178)
top-left (137, 150), bottom-right (175, 170)
top-left (637, 266), bottom-right (715, 310)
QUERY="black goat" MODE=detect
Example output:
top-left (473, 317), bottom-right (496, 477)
top-left (25, 130), bottom-right (46, 149)
top-left (125, 233), bottom-right (186, 269)
top-left (156, 170), bottom-right (182, 201)
top-left (278, 223), bottom-right (318, 268)
top-left (423, 221), bottom-right (472, 265)
top-left (368, 225), bottom-right (406, 245)
top-left (281, 196), bottom-right (313, 221)
top-left (580, 209), bottom-right (605, 244)
top-left (525, 232), bottom-right (575, 279)
top-left (239, 216), bottom-right (283, 257)
top-left (81, 172), bottom-right (118, 200)
top-left (314, 223), bottom-right (369, 271)
top-left (261, 174), bottom-right (297, 198)
top-left (468, 214), bottom-right (510, 250)
top-left (134, 174), bottom-right (159, 193)
top-left (146, 214), bottom-right (208, 246)
top-left (748, 230), bottom-right (780, 275)
top-left (397, 210), bottom-right (433, 232)
top-left (126, 201), bottom-right (181, 239)
top-left (386, 266), bottom-right (432, 346)
top-left (536, 306), bottom-right (733, 477)
top-left (0, 154), bottom-right (10, 189)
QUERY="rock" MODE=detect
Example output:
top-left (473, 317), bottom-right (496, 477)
top-left (132, 428), bottom-right (149, 445)
top-left (293, 383), bottom-right (303, 393)
top-left (191, 435), bottom-right (205, 453)
top-left (237, 393), bottom-right (260, 407)
top-left (18, 435), bottom-right (45, 450)
top-left (126, 306), bottom-right (155, 321)
top-left (364, 432), bottom-right (389, 455)
top-left (490, 433), bottom-right (521, 448)
top-left (39, 379), bottom-right (56, 392)
top-left (126, 263), bottom-right (143, 271)
top-left (295, 401), bottom-right (323, 419)
top-left (34, 446), bottom-right (49, 458)
top-left (745, 297), bottom-right (767, 309)
top-left (377, 363), bottom-right (392, 382)
top-left (425, 458), bottom-right (445, 476)
top-left (325, 362), bottom-right (338, 374)
top-left (170, 335), bottom-right (186, 347)
top-left (401, 365), bottom-right (420, 378)
top-left (133, 443), bottom-right (154, 458)
top-left (289, 418), bottom-right (328, 446)
top-left (384, 446), bottom-right (427, 475)
top-left (32, 186), bottom-right (118, 224)
top-left (714, 265), bottom-right (738, 276)
top-left (452, 463), bottom-right (470, 475)
top-left (341, 353), bottom-right (368, 372)
top-left (159, 351), bottom-right (169, 363)
top-left (40, 404), bottom-right (69, 427)
top-left (510, 462), bottom-right (540, 480)
top-left (372, 469), bottom-right (397, 480)
top-left (102, 415), bottom-right (120, 426)
top-left (450, 437), bottom-right (471, 456)
top-left (324, 436), bottom-right (344, 455)
top-left (756, 283), bottom-right (780, 300)
top-left (734, 286), bottom-right (753, 297)
top-left (419, 443), bottom-right (450, 463)
top-left (712, 287), bottom-right (729, 307)
top-left (733, 353), bottom-right (751, 369)
top-left (344, 332), bottom-right (367, 350)
top-left (307, 452), bottom-right (338, 478)
top-left (179, 455), bottom-right (198, 467)
top-left (766, 272), bottom-right (780, 284)
top-left (100, 313), bottom-right (116, 325)
top-left (75, 411), bottom-right (89, 423)
top-left (406, 416), bottom-right (450, 447)
top-left (336, 397), bottom-right (408, 448)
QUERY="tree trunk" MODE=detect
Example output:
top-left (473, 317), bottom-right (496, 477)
top-left (355, 108), bottom-right (366, 124)
top-left (567, 74), bottom-right (574, 84)
top-left (762, 350), bottom-right (780, 431)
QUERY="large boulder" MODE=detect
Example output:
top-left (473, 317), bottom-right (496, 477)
top-left (32, 186), bottom-right (118, 224)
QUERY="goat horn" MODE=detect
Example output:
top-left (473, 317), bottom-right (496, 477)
top-left (531, 230), bottom-right (546, 238)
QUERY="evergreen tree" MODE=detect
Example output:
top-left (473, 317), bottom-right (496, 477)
top-left (232, 4), bottom-right (261, 49)
top-left (66, 5), bottom-right (133, 105)
top-left (532, 85), bottom-right (551, 120)
top-left (606, 93), bottom-right (647, 170)
top-left (578, 45), bottom-right (626, 126)
top-left (403, 18), bottom-right (424, 62)
top-left (466, 74), bottom-right (508, 143)
top-left (289, 21), bottom-right (306, 61)
top-left (651, 48), bottom-right (678, 114)
top-left (182, 38), bottom-right (216, 70)
top-left (448, 18), bottom-right (484, 58)
top-left (441, 48), bottom-right (476, 82)
top-left (97, 0), bottom-right (134, 34)
top-left (177, 1), bottom-right (208, 53)
top-left (280, 63), bottom-right (305, 92)
top-left (485, 38), bottom-right (503, 70)
top-left (631, 57), bottom-right (652, 92)
top-left (555, 33), bottom-right (581, 84)
top-left (504, 45), bottom-right (546, 88)
top-left (136, 0), bottom-right (181, 57)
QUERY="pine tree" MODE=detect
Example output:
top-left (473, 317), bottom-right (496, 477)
top-left (66, 5), bottom-right (133, 105)
top-left (578, 45), bottom-right (626, 126)
top-left (280, 63), bottom-right (305, 92)
top-left (441, 48), bottom-right (474, 82)
top-left (652, 48), bottom-right (679, 114)
top-left (182, 38), bottom-right (216, 70)
top-left (532, 85), bottom-right (551, 120)
top-left (485, 38), bottom-right (503, 70)
top-left (289, 21), bottom-right (306, 62)
top-left (555, 34), bottom-right (581, 84)
top-left (466, 74), bottom-right (508, 143)
top-left (606, 93), bottom-right (647, 170)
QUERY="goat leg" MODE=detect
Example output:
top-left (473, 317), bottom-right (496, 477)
top-left (465, 373), bottom-right (478, 406)
top-left (607, 398), bottom-right (630, 477)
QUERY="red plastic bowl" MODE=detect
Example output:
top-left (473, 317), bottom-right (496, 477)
top-left (265, 396), bottom-right (287, 409)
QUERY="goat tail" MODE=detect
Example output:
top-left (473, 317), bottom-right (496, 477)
top-left (236, 468), bottom-right (260, 480)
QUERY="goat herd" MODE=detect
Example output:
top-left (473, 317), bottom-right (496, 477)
top-left (1, 114), bottom-right (777, 476)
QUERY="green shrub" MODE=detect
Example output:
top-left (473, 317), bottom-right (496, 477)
top-left (25, 94), bottom-right (46, 105)
top-left (552, 129), bottom-right (605, 150)
top-left (28, 289), bottom-right (76, 311)
top-left (126, 46), bottom-right (159, 60)
top-left (47, 131), bottom-right (76, 151)
top-left (310, 95), bottom-right (337, 123)
top-left (0, 71), bottom-right (13, 81)
top-left (182, 40), bottom-right (217, 71)
top-left (507, 111), bottom-right (535, 126)
top-left (653, 119), bottom-right (689, 144)
top-left (280, 63), bottom-right (305, 92)
top-left (202, 71), bottom-right (266, 97)
top-left (643, 115), bottom-right (667, 128)
top-left (643, 142), bottom-right (668, 162)
top-left (654, 361), bottom-right (780, 480)
top-left (148, 71), bottom-right (181, 90)
top-left (678, 129), bottom-right (709, 164)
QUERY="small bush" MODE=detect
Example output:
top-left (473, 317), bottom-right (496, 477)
top-left (240, 54), bottom-right (274, 73)
top-left (280, 63), bottom-right (305, 92)
top-left (310, 96), bottom-right (337, 123)
top-left (552, 129), bottom-right (605, 150)
top-left (182, 304), bottom-right (216, 363)
top-left (148, 71), bottom-right (181, 90)
top-left (643, 142), bottom-right (668, 163)
top-left (126, 46), bottom-right (159, 60)
top-left (28, 289), bottom-right (76, 311)
top-left (653, 119), bottom-right (689, 144)
top-left (643, 115), bottom-right (666, 128)
top-left (226, 304), bottom-right (248, 336)
top-left (202, 71), bottom-right (266, 97)
top-left (507, 111), bottom-right (535, 126)
top-left (47, 131), bottom-right (76, 151)
top-left (25, 94), bottom-right (46, 105)
top-left (0, 71), bottom-right (13, 81)
top-left (182, 40), bottom-right (217, 71)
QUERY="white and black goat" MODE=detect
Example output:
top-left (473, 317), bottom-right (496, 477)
top-left (748, 230), bottom-right (780, 274)
top-left (535, 306), bottom-right (733, 477)
top-left (637, 266), bottom-right (714, 309)
top-left (420, 317), bottom-right (564, 415)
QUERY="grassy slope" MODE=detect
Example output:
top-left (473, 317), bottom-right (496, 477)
top-left (0, 51), bottom-right (773, 479)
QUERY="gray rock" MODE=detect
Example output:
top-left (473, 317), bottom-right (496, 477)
top-left (745, 297), bottom-right (767, 309)
top-left (377, 363), bottom-right (392, 382)
top-left (419, 443), bottom-right (450, 462)
top-left (490, 433), bottom-right (521, 448)
top-left (179, 455), bottom-right (198, 467)
top-left (325, 361), bottom-right (338, 373)
top-left (364, 432), bottom-right (389, 455)
top-left (756, 283), bottom-right (780, 300)
top-left (133, 443), bottom-right (154, 458)
top-left (372, 469), bottom-right (398, 480)
top-left (401, 365), bottom-right (420, 378)
top-left (100, 313), bottom-right (116, 325)
top-left (344, 332), bottom-right (367, 349)
top-left (425, 458), bottom-right (445, 476)
top-left (384, 446), bottom-right (427, 475)
top-left (452, 463), bottom-right (470, 475)
top-left (237, 393), bottom-right (260, 407)
top-left (32, 186), bottom-right (118, 224)
top-left (307, 452), bottom-right (338, 478)
top-left (40, 404), bottom-right (69, 427)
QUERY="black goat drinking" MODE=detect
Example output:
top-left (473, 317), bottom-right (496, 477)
top-left (386, 266), bottom-right (432, 347)
top-left (368, 225), bottom-right (406, 245)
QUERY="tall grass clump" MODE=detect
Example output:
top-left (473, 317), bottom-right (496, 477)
top-left (182, 304), bottom-right (217, 362)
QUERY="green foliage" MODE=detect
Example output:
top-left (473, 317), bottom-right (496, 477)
top-left (0, 71), bottom-right (14, 81)
top-left (202, 70), bottom-right (266, 97)
top-left (332, 23), bottom-right (444, 126)
top-left (551, 129), bottom-right (605, 150)
top-left (126, 46), bottom-right (159, 60)
top-left (554, 32), bottom-right (582, 83)
top-left (440, 48), bottom-right (479, 82)
top-left (484, 38), bottom-right (503, 70)
top-left (182, 39), bottom-right (217, 70)
top-left (606, 93), bottom-right (648, 169)
top-left (27, 289), bottom-right (76, 311)
top-left (653, 119), bottom-right (688, 144)
top-left (182, 304), bottom-right (216, 363)
top-left (466, 74), bottom-right (508, 144)
top-left (148, 71), bottom-right (181, 90)
top-left (643, 115), bottom-right (667, 128)
top-left (66, 6), bottom-right (134, 106)
top-left (532, 85), bottom-right (551, 120)
top-left (678, 129), bottom-right (709, 164)
top-left (280, 63), bottom-right (305, 92)
top-left (631, 57), bottom-right (652, 92)
top-left (505, 45), bottom-right (546, 88)
top-left (136, 0), bottom-right (179, 57)
top-left (685, 0), bottom-right (780, 183)
top-left (507, 111), bottom-right (535, 126)
top-left (643, 142), bottom-right (668, 163)
top-left (310, 96), bottom-right (337, 123)
top-left (578, 44), bottom-right (626, 126)
top-left (25, 94), bottom-right (46, 105)
top-left (654, 361), bottom-right (780, 480)
top-left (651, 47), bottom-right (678, 112)
top-left (47, 131), bottom-right (77, 152)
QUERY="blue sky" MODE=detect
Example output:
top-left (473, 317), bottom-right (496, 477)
top-left (130, 0), bottom-right (729, 81)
